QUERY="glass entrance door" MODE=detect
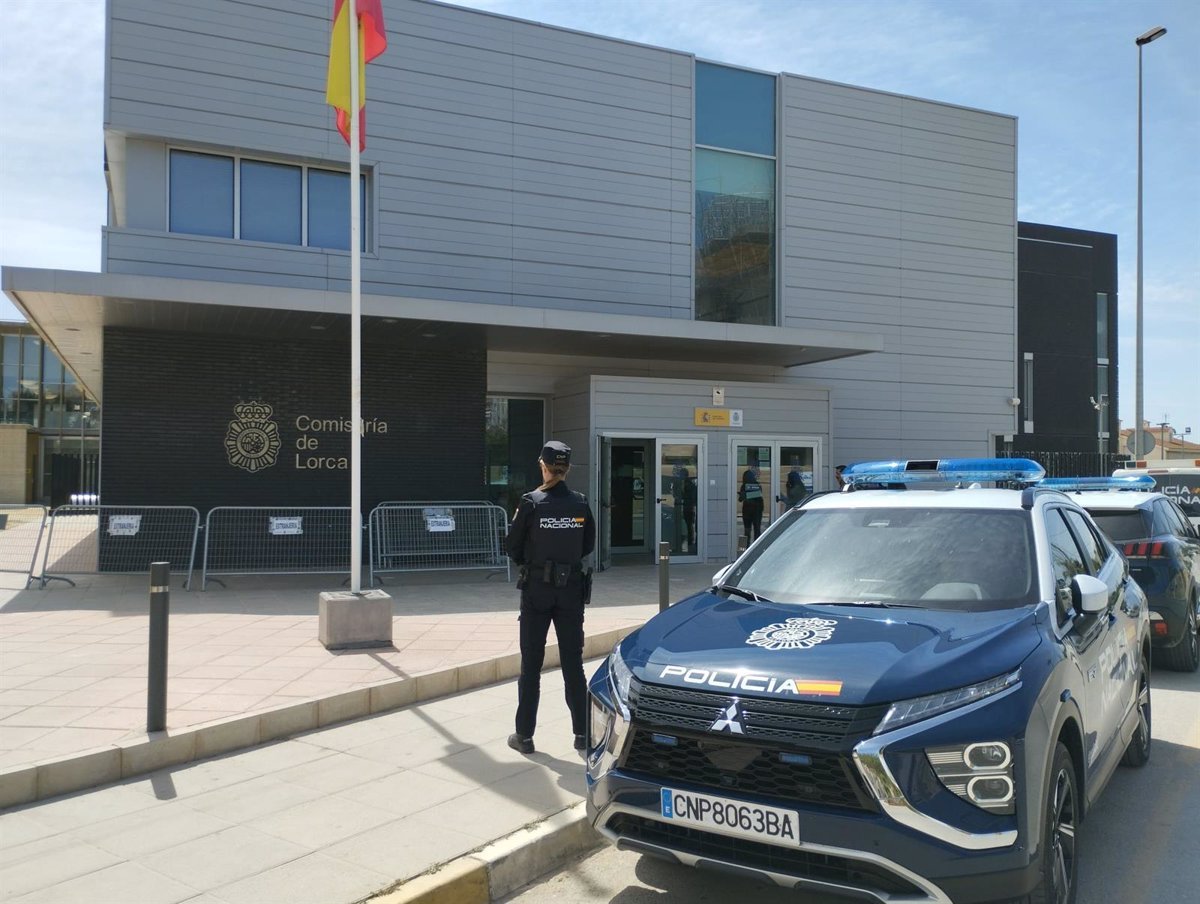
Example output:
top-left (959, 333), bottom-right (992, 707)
top-left (655, 438), bottom-right (704, 563)
top-left (731, 438), bottom-right (820, 556)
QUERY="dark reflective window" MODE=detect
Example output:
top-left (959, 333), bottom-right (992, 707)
top-left (169, 151), bottom-right (233, 238)
top-left (308, 169), bottom-right (366, 251)
top-left (241, 160), bottom-right (302, 245)
top-left (696, 62), bottom-right (776, 156)
top-left (485, 397), bottom-right (545, 514)
top-left (695, 149), bottom-right (775, 325)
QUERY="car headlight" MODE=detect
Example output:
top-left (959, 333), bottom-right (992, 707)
top-left (927, 741), bottom-right (1015, 815)
top-left (589, 697), bottom-right (612, 751)
top-left (874, 670), bottom-right (1021, 736)
top-left (608, 643), bottom-right (634, 719)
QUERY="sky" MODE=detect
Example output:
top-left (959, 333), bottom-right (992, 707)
top-left (0, 0), bottom-right (1196, 439)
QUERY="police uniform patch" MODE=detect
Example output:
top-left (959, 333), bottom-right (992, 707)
top-left (746, 617), bottom-right (838, 651)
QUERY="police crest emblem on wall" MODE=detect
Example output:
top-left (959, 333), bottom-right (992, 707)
top-left (224, 401), bottom-right (281, 473)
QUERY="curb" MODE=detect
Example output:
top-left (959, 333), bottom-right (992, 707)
top-left (0, 627), bottom-right (634, 809)
top-left (363, 802), bottom-right (600, 904)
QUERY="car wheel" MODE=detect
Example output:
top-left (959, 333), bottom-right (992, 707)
top-left (1120, 654), bottom-right (1151, 767)
top-left (1029, 742), bottom-right (1078, 904)
top-left (1159, 597), bottom-right (1199, 672)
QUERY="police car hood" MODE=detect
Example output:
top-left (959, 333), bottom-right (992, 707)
top-left (628, 592), bottom-right (1038, 706)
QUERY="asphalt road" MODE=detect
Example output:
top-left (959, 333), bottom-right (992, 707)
top-left (501, 667), bottom-right (1200, 904)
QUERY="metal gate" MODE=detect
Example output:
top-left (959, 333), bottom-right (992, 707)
top-left (0, 504), bottom-right (49, 585)
top-left (369, 503), bottom-right (510, 584)
top-left (202, 506), bottom-right (356, 589)
top-left (36, 505), bottom-right (201, 589)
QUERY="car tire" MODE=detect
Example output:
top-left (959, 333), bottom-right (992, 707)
top-left (1028, 742), bottom-right (1079, 904)
top-left (1158, 597), bottom-right (1199, 672)
top-left (1120, 653), bottom-right (1151, 768)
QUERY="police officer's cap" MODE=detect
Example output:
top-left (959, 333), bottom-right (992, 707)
top-left (539, 441), bottom-right (571, 466)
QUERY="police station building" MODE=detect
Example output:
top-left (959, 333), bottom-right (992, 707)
top-left (2, 0), bottom-right (1020, 567)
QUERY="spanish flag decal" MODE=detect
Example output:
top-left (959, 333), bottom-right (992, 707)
top-left (792, 680), bottom-right (843, 697)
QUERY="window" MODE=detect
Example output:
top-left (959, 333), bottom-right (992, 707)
top-left (1152, 500), bottom-right (1184, 538)
top-left (695, 149), bottom-right (775, 325)
top-left (308, 169), bottom-right (367, 251)
top-left (485, 397), bottom-right (545, 513)
top-left (169, 150), bottom-right (367, 250)
top-left (1096, 292), bottom-right (1108, 358)
top-left (241, 160), bottom-right (302, 245)
top-left (1063, 510), bottom-right (1107, 575)
top-left (170, 151), bottom-right (234, 237)
top-left (695, 62), bottom-right (776, 326)
top-left (696, 62), bottom-right (776, 156)
top-left (1046, 509), bottom-right (1085, 623)
top-left (1022, 354), bottom-right (1034, 427)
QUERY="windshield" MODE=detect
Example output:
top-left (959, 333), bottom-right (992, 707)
top-left (1086, 510), bottom-right (1151, 542)
top-left (724, 507), bottom-right (1037, 610)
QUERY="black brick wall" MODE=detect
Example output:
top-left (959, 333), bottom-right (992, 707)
top-left (101, 327), bottom-right (487, 514)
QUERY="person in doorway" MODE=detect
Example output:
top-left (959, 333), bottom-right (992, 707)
top-left (835, 464), bottom-right (847, 489)
top-left (739, 463), bottom-right (765, 543)
top-left (674, 465), bottom-right (698, 551)
top-left (505, 440), bottom-right (596, 757)
top-left (785, 467), bottom-right (807, 506)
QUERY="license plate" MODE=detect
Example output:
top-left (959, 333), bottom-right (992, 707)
top-left (659, 787), bottom-right (800, 845)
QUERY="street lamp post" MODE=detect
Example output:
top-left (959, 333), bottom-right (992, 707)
top-left (1134, 25), bottom-right (1167, 460)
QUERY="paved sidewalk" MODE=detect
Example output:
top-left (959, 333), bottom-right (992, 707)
top-left (0, 564), bottom-right (713, 771)
top-left (0, 666), bottom-right (597, 904)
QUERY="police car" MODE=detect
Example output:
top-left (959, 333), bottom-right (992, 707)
top-left (586, 459), bottom-right (1151, 904)
top-left (1043, 475), bottom-right (1200, 672)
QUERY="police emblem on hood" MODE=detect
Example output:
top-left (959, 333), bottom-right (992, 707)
top-left (746, 617), bottom-right (837, 651)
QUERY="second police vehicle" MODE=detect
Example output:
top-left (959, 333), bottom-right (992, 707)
top-left (585, 459), bottom-right (1151, 904)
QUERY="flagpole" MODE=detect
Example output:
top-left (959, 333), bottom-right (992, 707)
top-left (348, 0), bottom-right (362, 592)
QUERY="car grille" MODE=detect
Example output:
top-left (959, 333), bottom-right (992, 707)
top-left (607, 814), bottom-right (924, 897)
top-left (629, 678), bottom-right (885, 750)
top-left (621, 728), bottom-right (875, 811)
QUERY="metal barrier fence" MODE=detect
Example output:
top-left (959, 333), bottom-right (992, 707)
top-left (0, 504), bottom-right (49, 585)
top-left (37, 505), bottom-right (201, 589)
top-left (202, 506), bottom-right (356, 589)
top-left (369, 503), bottom-right (510, 584)
top-left (998, 450), bottom-right (1132, 478)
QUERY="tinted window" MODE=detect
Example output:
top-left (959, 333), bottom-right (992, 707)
top-left (695, 149), bottom-right (775, 326)
top-left (1046, 509), bottom-right (1086, 623)
top-left (1152, 500), bottom-right (1184, 538)
top-left (170, 150), bottom-right (233, 237)
top-left (726, 507), bottom-right (1035, 609)
top-left (1086, 509), bottom-right (1150, 542)
top-left (241, 160), bottom-right (301, 245)
top-left (1063, 510), bottom-right (1106, 574)
top-left (308, 169), bottom-right (366, 251)
top-left (695, 62), bottom-right (775, 156)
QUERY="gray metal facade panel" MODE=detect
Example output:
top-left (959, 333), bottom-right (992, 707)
top-left (780, 71), bottom-right (1016, 461)
top-left (106, 0), bottom-right (690, 313)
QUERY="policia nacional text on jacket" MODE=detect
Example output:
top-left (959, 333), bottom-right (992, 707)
top-left (505, 440), bottom-right (596, 755)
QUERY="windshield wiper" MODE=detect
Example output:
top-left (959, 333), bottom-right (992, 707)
top-left (807, 600), bottom-right (923, 609)
top-left (714, 584), bottom-right (770, 603)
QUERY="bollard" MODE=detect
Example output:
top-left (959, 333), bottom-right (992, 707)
top-left (658, 541), bottom-right (670, 612)
top-left (147, 561), bottom-right (170, 733)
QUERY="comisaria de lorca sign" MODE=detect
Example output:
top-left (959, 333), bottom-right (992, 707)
top-left (225, 402), bottom-right (391, 473)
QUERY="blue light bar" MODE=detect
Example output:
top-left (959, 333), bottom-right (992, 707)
top-left (1039, 475), bottom-right (1156, 492)
top-left (843, 458), bottom-right (1045, 487)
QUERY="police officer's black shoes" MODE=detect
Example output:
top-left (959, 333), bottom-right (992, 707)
top-left (507, 733), bottom-right (535, 755)
top-left (574, 734), bottom-right (586, 756)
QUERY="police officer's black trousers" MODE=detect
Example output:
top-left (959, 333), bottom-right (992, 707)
top-left (515, 577), bottom-right (587, 740)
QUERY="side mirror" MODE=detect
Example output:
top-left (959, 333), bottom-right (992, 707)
top-left (711, 564), bottom-right (733, 586)
top-left (1072, 574), bottom-right (1109, 616)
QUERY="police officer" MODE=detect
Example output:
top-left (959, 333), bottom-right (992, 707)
top-left (506, 440), bottom-right (596, 756)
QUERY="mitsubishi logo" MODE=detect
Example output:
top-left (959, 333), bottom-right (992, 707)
top-left (709, 700), bottom-right (746, 735)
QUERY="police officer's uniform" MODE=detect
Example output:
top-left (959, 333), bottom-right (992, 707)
top-left (506, 441), bottom-right (596, 755)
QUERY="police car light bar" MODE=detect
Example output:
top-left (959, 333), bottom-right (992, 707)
top-left (843, 458), bottom-right (1045, 487)
top-left (1039, 475), bottom-right (1157, 492)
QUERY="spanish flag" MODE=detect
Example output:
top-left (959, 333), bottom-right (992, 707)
top-left (325, 0), bottom-right (387, 150)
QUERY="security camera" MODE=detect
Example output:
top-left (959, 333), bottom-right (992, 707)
top-left (1008, 397), bottom-right (1021, 407)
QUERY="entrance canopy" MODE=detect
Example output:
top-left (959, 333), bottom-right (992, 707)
top-left (3, 268), bottom-right (884, 403)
